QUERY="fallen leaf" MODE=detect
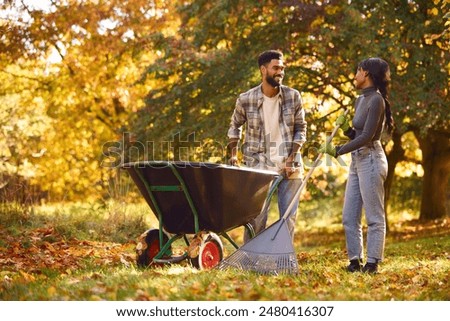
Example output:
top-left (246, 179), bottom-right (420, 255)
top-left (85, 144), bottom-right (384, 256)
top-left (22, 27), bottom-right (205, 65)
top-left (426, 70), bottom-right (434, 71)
top-left (47, 286), bottom-right (57, 296)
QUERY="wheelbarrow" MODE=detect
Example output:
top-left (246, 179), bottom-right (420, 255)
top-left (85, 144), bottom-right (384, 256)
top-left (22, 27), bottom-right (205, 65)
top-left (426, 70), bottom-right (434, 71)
top-left (122, 161), bottom-right (282, 270)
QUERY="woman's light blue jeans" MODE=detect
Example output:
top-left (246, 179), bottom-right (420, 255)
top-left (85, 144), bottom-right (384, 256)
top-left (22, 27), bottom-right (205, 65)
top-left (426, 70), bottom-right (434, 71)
top-left (343, 141), bottom-right (388, 264)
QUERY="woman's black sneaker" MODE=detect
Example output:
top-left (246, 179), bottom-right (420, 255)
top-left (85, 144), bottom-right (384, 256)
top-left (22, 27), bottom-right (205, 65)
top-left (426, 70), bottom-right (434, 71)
top-left (347, 259), bottom-right (362, 272)
top-left (362, 262), bottom-right (378, 274)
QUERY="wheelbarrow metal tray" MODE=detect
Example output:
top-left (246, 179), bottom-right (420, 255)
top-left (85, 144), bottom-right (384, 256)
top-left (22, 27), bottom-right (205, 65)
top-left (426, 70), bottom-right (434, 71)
top-left (123, 161), bottom-right (279, 234)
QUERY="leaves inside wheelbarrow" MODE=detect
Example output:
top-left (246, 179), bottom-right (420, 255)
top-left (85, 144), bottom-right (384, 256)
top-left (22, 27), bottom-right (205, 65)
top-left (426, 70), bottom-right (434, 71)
top-left (187, 231), bottom-right (209, 258)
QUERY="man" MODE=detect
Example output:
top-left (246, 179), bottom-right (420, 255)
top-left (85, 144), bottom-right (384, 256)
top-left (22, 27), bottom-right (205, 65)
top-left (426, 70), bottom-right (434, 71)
top-left (227, 49), bottom-right (307, 241)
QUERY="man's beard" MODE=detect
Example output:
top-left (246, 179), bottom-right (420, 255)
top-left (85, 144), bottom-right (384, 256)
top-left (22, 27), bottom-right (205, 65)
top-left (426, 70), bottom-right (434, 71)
top-left (267, 75), bottom-right (282, 88)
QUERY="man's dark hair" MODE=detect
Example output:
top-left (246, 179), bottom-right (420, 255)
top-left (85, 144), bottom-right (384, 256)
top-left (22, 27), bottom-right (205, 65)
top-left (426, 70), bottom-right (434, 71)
top-left (258, 50), bottom-right (283, 67)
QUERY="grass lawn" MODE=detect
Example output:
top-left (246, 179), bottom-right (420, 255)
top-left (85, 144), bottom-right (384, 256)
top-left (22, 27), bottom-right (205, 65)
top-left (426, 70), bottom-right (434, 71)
top-left (0, 201), bottom-right (448, 301)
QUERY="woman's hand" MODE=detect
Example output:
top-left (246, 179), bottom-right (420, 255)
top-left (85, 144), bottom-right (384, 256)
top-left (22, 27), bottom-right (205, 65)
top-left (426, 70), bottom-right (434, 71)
top-left (319, 142), bottom-right (337, 157)
top-left (335, 113), bottom-right (350, 131)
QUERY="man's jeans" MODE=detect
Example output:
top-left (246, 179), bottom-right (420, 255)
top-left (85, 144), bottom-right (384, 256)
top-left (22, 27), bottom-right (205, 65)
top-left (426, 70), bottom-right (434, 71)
top-left (343, 141), bottom-right (388, 263)
top-left (244, 178), bottom-right (302, 242)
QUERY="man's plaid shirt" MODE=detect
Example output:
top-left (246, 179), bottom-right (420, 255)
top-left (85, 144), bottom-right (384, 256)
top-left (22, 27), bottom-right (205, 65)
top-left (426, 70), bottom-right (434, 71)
top-left (227, 84), bottom-right (307, 169)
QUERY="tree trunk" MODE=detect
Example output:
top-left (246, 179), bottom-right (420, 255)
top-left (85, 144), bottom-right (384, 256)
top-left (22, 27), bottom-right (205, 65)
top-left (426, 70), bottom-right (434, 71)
top-left (415, 130), bottom-right (450, 221)
top-left (384, 130), bottom-right (406, 231)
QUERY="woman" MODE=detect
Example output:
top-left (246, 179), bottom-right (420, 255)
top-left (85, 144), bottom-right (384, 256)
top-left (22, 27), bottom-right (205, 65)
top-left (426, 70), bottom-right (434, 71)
top-left (320, 57), bottom-right (394, 273)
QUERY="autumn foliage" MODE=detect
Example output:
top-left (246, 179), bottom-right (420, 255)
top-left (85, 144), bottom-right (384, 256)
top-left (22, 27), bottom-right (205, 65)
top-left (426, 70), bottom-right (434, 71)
top-left (0, 0), bottom-right (449, 302)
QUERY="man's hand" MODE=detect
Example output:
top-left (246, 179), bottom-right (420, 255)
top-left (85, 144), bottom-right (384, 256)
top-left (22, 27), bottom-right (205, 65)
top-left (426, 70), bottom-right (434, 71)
top-left (229, 156), bottom-right (239, 167)
top-left (284, 155), bottom-right (298, 177)
top-left (227, 139), bottom-right (239, 166)
top-left (285, 163), bottom-right (297, 177)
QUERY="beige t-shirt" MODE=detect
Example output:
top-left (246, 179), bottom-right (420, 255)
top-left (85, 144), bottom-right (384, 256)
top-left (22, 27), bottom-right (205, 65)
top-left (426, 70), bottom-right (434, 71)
top-left (262, 93), bottom-right (284, 172)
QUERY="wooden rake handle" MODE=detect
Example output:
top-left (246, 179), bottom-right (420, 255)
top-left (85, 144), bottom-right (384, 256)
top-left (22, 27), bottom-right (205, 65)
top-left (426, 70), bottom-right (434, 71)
top-left (280, 108), bottom-right (350, 221)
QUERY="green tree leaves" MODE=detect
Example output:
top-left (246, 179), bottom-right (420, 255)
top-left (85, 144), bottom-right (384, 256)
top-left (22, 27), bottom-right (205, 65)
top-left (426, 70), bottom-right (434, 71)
top-left (1, 0), bottom-right (448, 218)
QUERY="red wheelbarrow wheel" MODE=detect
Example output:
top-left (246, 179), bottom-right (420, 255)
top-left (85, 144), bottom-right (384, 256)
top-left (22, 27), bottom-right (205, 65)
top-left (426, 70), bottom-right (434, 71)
top-left (189, 232), bottom-right (223, 270)
top-left (136, 229), bottom-right (170, 267)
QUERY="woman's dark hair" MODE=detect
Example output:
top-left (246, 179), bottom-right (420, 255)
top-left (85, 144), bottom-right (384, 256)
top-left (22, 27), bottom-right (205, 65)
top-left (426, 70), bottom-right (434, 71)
top-left (258, 50), bottom-right (283, 67)
top-left (358, 57), bottom-right (394, 133)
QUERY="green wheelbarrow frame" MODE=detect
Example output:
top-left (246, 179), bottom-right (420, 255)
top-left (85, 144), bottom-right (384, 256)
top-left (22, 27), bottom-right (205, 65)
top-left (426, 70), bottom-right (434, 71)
top-left (125, 161), bottom-right (283, 265)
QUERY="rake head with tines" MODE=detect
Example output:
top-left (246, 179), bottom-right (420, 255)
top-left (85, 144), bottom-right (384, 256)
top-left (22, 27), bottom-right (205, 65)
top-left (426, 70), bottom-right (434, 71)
top-left (217, 218), bottom-right (299, 275)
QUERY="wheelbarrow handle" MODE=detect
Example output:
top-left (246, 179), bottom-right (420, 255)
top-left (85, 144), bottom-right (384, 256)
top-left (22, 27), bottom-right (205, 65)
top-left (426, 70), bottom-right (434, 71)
top-left (281, 108), bottom-right (350, 221)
